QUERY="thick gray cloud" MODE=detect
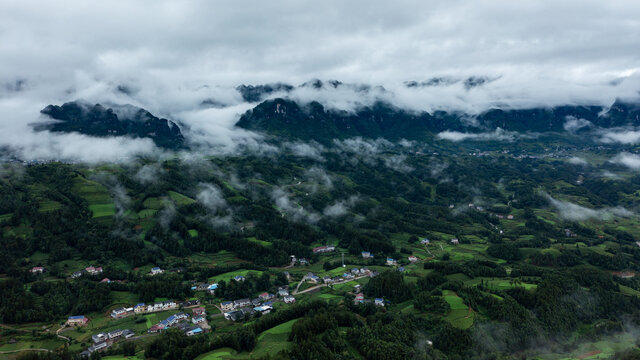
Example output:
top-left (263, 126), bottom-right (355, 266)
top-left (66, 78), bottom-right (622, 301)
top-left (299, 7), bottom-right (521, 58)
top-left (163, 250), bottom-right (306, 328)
top-left (1, 1), bottom-right (640, 161)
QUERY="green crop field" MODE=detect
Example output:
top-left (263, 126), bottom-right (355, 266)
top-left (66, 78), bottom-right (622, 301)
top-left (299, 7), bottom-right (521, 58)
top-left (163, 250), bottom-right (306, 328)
top-left (209, 269), bottom-right (263, 283)
top-left (195, 348), bottom-right (238, 360)
top-left (168, 191), bottom-right (196, 206)
top-left (251, 319), bottom-right (297, 357)
top-left (247, 237), bottom-right (272, 247)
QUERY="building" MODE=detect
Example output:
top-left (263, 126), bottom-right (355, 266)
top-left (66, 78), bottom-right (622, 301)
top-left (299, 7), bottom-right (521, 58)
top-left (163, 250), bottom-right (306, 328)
top-left (150, 267), bottom-right (163, 275)
top-left (233, 275), bottom-right (245, 282)
top-left (107, 329), bottom-right (124, 340)
top-left (71, 271), bottom-right (83, 279)
top-left (85, 266), bottom-right (103, 275)
top-left (408, 256), bottom-right (418, 263)
top-left (192, 316), bottom-right (206, 324)
top-left (30, 266), bottom-right (44, 274)
top-left (361, 251), bottom-right (372, 259)
top-left (186, 327), bottom-right (203, 336)
top-left (192, 307), bottom-right (206, 316)
top-left (224, 310), bottom-right (243, 322)
top-left (259, 292), bottom-right (274, 301)
top-left (220, 301), bottom-right (234, 312)
top-left (278, 289), bottom-right (289, 297)
top-left (134, 303), bottom-right (147, 313)
top-left (122, 330), bottom-right (135, 339)
top-left (450, 238), bottom-right (459, 245)
top-left (254, 305), bottom-right (272, 315)
top-left (421, 238), bottom-right (430, 245)
top-left (386, 258), bottom-right (397, 266)
top-left (148, 324), bottom-right (165, 333)
top-left (101, 278), bottom-right (111, 283)
top-left (354, 293), bottom-right (364, 304)
top-left (312, 245), bottom-right (335, 254)
top-left (66, 315), bottom-right (89, 326)
top-left (207, 283), bottom-right (218, 294)
top-left (298, 258), bottom-right (309, 265)
top-left (507, 214), bottom-right (514, 220)
top-left (284, 295), bottom-right (296, 304)
top-left (306, 273), bottom-right (320, 284)
top-left (233, 298), bottom-right (251, 308)
top-left (110, 307), bottom-right (129, 319)
top-left (375, 298), bottom-right (385, 307)
top-left (89, 341), bottom-right (108, 353)
top-left (91, 333), bottom-right (107, 343)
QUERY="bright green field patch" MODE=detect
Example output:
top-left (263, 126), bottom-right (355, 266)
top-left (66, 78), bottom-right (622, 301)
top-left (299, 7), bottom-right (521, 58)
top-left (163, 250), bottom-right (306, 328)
top-left (247, 237), bottom-right (272, 247)
top-left (195, 348), bottom-right (238, 360)
top-left (209, 269), bottom-right (263, 283)
top-left (317, 293), bottom-right (343, 301)
top-left (445, 308), bottom-right (475, 329)
top-left (442, 290), bottom-right (467, 310)
top-left (258, 319), bottom-right (297, 340)
top-left (251, 319), bottom-right (297, 358)
top-left (102, 355), bottom-right (144, 360)
top-left (188, 229), bottom-right (199, 238)
top-left (168, 191), bottom-right (196, 206)
top-left (90, 203), bottom-right (116, 218)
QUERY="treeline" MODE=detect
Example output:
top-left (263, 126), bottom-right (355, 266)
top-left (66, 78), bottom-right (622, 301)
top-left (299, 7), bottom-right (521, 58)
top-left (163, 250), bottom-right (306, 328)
top-left (0, 278), bottom-right (111, 323)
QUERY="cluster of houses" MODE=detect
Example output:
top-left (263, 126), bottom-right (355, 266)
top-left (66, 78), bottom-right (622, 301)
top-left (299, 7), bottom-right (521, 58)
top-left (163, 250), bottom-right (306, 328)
top-left (353, 293), bottom-right (385, 307)
top-left (80, 328), bottom-right (135, 357)
top-left (221, 289), bottom-right (293, 322)
top-left (307, 268), bottom-right (374, 286)
top-left (312, 245), bottom-right (335, 254)
top-left (147, 311), bottom-right (205, 336)
top-left (192, 282), bottom-right (218, 294)
top-left (110, 299), bottom-right (200, 319)
top-left (290, 255), bottom-right (310, 266)
top-left (70, 265), bottom-right (104, 279)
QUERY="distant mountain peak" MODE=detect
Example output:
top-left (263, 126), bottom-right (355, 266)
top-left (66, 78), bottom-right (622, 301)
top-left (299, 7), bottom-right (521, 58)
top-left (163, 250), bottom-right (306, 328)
top-left (38, 101), bottom-right (185, 149)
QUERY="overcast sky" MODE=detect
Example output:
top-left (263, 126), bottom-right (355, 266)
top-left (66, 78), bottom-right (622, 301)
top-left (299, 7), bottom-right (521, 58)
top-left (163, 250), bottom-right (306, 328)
top-left (1, 0), bottom-right (640, 161)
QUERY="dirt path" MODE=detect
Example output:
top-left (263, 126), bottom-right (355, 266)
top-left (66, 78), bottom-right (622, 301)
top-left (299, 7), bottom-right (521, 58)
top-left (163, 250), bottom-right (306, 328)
top-left (0, 349), bottom-right (52, 354)
top-left (464, 306), bottom-right (475, 319)
top-left (293, 275), bottom-right (370, 295)
top-left (55, 327), bottom-right (71, 342)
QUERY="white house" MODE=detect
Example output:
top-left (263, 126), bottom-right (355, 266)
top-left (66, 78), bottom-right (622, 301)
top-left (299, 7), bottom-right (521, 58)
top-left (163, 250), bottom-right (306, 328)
top-left (150, 267), bottom-right (164, 275)
top-left (284, 295), bottom-right (296, 304)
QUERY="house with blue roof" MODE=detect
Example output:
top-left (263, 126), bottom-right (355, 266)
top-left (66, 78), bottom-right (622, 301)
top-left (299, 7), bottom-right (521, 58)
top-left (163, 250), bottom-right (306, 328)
top-left (186, 327), bottom-right (203, 336)
top-left (66, 315), bottom-right (89, 326)
top-left (375, 298), bottom-right (385, 306)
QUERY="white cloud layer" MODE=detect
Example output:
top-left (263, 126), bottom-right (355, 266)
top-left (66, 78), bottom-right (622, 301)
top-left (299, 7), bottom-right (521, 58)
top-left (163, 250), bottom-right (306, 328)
top-left (437, 128), bottom-right (519, 142)
top-left (1, 1), bottom-right (640, 161)
top-left (610, 152), bottom-right (640, 170)
top-left (544, 193), bottom-right (634, 221)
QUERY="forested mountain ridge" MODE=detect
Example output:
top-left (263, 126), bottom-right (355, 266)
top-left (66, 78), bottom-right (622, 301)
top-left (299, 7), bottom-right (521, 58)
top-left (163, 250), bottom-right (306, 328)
top-left (236, 98), bottom-right (640, 143)
top-left (38, 101), bottom-right (185, 149)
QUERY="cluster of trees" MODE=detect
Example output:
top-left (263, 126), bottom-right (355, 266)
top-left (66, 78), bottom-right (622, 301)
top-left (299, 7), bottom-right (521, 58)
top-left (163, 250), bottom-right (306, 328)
top-left (0, 278), bottom-right (111, 323)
